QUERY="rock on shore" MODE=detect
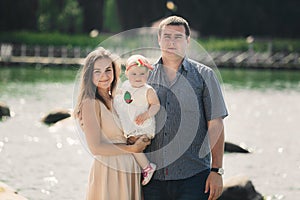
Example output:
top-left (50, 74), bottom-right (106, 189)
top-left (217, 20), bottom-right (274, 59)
top-left (0, 102), bottom-right (10, 119)
top-left (224, 142), bottom-right (251, 153)
top-left (219, 175), bottom-right (263, 200)
top-left (41, 108), bottom-right (72, 125)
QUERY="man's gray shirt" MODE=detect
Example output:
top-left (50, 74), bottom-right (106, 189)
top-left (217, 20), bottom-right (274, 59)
top-left (146, 57), bottom-right (228, 180)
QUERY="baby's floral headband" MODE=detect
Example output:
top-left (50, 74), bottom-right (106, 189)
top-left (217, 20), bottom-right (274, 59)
top-left (126, 59), bottom-right (154, 71)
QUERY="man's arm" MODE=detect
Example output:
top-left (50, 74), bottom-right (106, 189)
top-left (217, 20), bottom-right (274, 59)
top-left (205, 117), bottom-right (225, 200)
top-left (209, 117), bottom-right (224, 168)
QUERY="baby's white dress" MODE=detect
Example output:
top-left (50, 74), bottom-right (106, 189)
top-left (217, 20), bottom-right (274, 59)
top-left (113, 80), bottom-right (155, 139)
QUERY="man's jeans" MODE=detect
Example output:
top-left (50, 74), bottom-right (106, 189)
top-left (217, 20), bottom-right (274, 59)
top-left (143, 169), bottom-right (210, 200)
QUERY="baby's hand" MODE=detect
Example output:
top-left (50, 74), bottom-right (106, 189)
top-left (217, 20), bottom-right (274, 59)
top-left (135, 112), bottom-right (149, 125)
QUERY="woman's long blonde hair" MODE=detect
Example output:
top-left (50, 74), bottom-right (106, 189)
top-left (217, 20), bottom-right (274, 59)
top-left (74, 47), bottom-right (120, 118)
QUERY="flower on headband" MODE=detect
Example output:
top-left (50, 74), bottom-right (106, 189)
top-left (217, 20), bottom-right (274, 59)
top-left (126, 58), bottom-right (154, 71)
top-left (136, 59), bottom-right (144, 67)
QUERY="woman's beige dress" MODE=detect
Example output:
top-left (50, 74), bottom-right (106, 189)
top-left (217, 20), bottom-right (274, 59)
top-left (85, 100), bottom-right (141, 200)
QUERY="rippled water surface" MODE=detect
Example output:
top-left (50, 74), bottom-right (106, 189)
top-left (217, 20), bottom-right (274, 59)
top-left (0, 66), bottom-right (300, 199)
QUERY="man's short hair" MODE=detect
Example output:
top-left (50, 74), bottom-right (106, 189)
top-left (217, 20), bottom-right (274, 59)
top-left (158, 16), bottom-right (191, 37)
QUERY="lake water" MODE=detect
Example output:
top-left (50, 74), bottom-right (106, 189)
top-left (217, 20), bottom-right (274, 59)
top-left (0, 66), bottom-right (300, 200)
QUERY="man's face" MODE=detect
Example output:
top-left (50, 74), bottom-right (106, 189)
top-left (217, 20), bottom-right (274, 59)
top-left (158, 25), bottom-right (190, 59)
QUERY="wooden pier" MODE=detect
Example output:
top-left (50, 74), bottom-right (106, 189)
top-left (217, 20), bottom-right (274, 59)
top-left (0, 43), bottom-right (299, 69)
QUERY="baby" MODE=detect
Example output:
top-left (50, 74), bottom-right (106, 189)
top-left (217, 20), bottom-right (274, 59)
top-left (113, 54), bottom-right (160, 185)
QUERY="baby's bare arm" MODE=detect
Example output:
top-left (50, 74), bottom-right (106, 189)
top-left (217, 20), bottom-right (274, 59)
top-left (135, 88), bottom-right (160, 125)
top-left (147, 88), bottom-right (160, 117)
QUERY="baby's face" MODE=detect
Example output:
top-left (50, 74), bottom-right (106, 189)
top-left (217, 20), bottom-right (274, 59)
top-left (126, 66), bottom-right (149, 88)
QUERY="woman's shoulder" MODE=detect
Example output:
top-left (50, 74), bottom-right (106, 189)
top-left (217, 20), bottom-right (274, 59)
top-left (82, 97), bottom-right (96, 104)
top-left (82, 98), bottom-right (101, 109)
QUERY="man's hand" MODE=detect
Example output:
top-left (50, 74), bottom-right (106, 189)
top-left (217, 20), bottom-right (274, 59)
top-left (205, 172), bottom-right (223, 200)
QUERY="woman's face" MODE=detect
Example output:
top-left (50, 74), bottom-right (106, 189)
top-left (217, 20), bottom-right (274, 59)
top-left (92, 58), bottom-right (114, 90)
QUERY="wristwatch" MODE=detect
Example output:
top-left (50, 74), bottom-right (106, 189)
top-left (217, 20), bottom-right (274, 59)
top-left (211, 168), bottom-right (224, 175)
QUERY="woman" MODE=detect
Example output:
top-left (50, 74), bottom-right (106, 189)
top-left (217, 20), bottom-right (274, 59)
top-left (74, 47), bottom-right (149, 200)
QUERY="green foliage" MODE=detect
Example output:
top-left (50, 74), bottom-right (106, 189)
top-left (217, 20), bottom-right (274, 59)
top-left (0, 31), bottom-right (109, 47)
top-left (103, 0), bottom-right (121, 32)
top-left (37, 0), bottom-right (59, 32)
top-left (57, 0), bottom-right (83, 33)
top-left (1, 31), bottom-right (300, 53)
top-left (37, 0), bottom-right (83, 33)
top-left (1, 0), bottom-right (299, 38)
top-left (270, 39), bottom-right (300, 52)
top-left (199, 38), bottom-right (248, 52)
top-left (198, 37), bottom-right (300, 53)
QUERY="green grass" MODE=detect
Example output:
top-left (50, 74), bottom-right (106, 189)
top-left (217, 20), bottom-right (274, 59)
top-left (1, 31), bottom-right (300, 52)
top-left (198, 37), bottom-right (248, 52)
top-left (0, 31), bottom-right (109, 48)
top-left (198, 37), bottom-right (300, 52)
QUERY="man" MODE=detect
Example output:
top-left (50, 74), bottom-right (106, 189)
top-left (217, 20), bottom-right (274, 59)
top-left (144, 16), bottom-right (228, 200)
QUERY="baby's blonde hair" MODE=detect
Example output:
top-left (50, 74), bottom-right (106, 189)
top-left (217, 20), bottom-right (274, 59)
top-left (126, 54), bottom-right (152, 71)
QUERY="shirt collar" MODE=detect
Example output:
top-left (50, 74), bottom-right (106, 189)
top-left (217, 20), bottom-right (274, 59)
top-left (156, 57), bottom-right (189, 73)
top-left (181, 57), bottom-right (189, 72)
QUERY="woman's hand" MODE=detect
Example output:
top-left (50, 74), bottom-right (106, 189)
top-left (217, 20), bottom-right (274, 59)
top-left (130, 135), bottom-right (150, 153)
top-left (127, 136), bottom-right (139, 145)
top-left (127, 135), bottom-right (151, 145)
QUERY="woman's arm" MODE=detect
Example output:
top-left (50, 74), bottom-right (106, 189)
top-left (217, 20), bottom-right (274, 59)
top-left (135, 88), bottom-right (160, 125)
top-left (81, 98), bottom-right (149, 156)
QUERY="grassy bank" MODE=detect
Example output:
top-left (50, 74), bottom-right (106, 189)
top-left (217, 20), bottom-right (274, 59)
top-left (1, 31), bottom-right (300, 52)
top-left (198, 37), bottom-right (300, 52)
top-left (0, 31), bottom-right (108, 48)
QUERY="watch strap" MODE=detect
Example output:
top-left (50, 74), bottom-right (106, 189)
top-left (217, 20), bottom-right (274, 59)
top-left (211, 168), bottom-right (224, 175)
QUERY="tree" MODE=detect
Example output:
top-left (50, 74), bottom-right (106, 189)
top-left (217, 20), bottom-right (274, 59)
top-left (0, 0), bottom-right (38, 31)
top-left (37, 0), bottom-right (83, 33)
top-left (57, 0), bottom-right (83, 33)
top-left (115, 0), bottom-right (165, 30)
top-left (78, 0), bottom-right (104, 33)
top-left (103, 0), bottom-right (121, 32)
